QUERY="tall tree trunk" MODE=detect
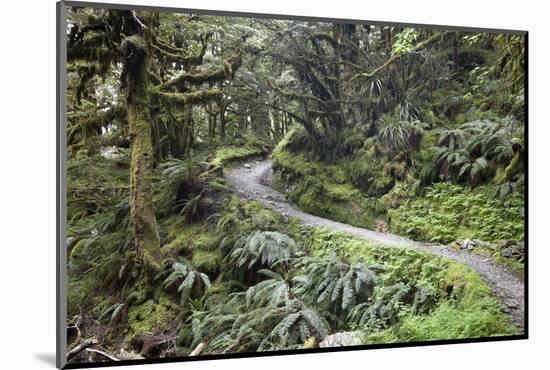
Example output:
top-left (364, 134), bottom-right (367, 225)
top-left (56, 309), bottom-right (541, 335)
top-left (122, 34), bottom-right (162, 272)
top-left (186, 106), bottom-right (194, 153)
top-left (220, 100), bottom-right (228, 141)
top-left (453, 33), bottom-right (460, 72)
top-left (211, 113), bottom-right (217, 138)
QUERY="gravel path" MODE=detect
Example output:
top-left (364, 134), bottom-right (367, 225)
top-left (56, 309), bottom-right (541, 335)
top-left (226, 159), bottom-right (525, 331)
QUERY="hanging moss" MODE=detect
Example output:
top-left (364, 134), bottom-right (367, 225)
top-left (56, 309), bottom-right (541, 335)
top-left (154, 89), bottom-right (223, 107)
top-left (155, 53), bottom-right (242, 91)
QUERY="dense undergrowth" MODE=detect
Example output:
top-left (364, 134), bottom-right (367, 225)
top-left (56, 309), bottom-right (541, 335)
top-left (65, 9), bottom-right (525, 363)
top-left (67, 139), bottom-right (516, 358)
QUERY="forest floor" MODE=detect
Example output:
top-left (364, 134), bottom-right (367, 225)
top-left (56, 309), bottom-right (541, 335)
top-left (227, 159), bottom-right (525, 331)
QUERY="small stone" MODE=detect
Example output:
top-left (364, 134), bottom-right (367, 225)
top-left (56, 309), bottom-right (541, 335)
top-left (506, 301), bottom-right (518, 309)
top-left (244, 163), bottom-right (251, 169)
top-left (460, 238), bottom-right (475, 250)
top-left (67, 236), bottom-right (76, 249)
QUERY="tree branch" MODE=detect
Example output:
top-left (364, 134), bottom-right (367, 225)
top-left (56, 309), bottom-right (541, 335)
top-left (153, 89), bottom-right (223, 107)
top-left (351, 32), bottom-right (448, 81)
top-left (67, 337), bottom-right (99, 361)
top-left (154, 53), bottom-right (242, 91)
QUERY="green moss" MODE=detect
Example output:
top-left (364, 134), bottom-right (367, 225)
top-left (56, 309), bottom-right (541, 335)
top-left (306, 227), bottom-right (516, 339)
top-left (160, 218), bottom-right (221, 258)
top-left (272, 143), bottom-right (382, 229)
top-left (210, 135), bottom-right (269, 169)
top-left (210, 177), bottom-right (232, 191)
top-left (192, 250), bottom-right (221, 274)
top-left (162, 228), bottom-right (197, 256)
top-left (126, 294), bottom-right (178, 339)
top-left (439, 263), bottom-right (492, 305)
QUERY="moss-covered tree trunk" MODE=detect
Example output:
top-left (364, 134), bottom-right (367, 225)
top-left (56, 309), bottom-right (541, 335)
top-left (122, 34), bottom-right (162, 272)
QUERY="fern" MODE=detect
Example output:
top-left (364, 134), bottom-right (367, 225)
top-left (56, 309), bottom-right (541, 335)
top-left (347, 283), bottom-right (411, 327)
top-left (229, 231), bottom-right (297, 270)
top-left (245, 269), bottom-right (290, 308)
top-left (295, 254), bottom-right (379, 312)
top-left (177, 191), bottom-right (213, 222)
top-left (163, 260), bottom-right (211, 304)
top-left (156, 158), bottom-right (202, 215)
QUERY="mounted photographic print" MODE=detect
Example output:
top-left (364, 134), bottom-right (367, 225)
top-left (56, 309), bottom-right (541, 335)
top-left (56, 1), bottom-right (527, 368)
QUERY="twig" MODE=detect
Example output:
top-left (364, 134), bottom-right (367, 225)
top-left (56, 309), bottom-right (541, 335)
top-left (132, 11), bottom-right (147, 29)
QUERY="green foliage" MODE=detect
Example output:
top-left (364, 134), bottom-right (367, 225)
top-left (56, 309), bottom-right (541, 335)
top-left (66, 9), bottom-right (524, 357)
top-left (126, 294), bottom-right (178, 338)
top-left (67, 152), bottom-right (129, 222)
top-left (210, 135), bottom-right (270, 169)
top-left (272, 136), bottom-right (385, 228)
top-left (388, 182), bottom-right (524, 243)
top-left (229, 231), bottom-right (297, 270)
top-left (295, 255), bottom-right (378, 311)
top-left (192, 250), bottom-right (222, 275)
top-left (391, 28), bottom-right (420, 57)
top-left (348, 283), bottom-right (411, 328)
top-left (378, 114), bottom-right (411, 152)
top-left (67, 229), bottom-right (133, 316)
top-left (364, 299), bottom-right (515, 343)
top-left (245, 270), bottom-right (292, 308)
top-left (163, 260), bottom-right (212, 304)
top-left (305, 228), bottom-right (515, 338)
top-left (432, 119), bottom-right (523, 188)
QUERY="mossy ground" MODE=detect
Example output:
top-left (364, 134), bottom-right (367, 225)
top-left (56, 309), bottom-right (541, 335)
top-left (67, 172), bottom-right (516, 356)
top-left (67, 131), bottom-right (519, 356)
top-left (210, 135), bottom-right (271, 169)
top-left (272, 133), bottom-right (386, 230)
top-left (306, 228), bottom-right (517, 342)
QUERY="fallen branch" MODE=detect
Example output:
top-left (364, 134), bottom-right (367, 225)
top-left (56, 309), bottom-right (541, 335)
top-left (189, 342), bottom-right (206, 356)
top-left (85, 348), bottom-right (120, 362)
top-left (67, 337), bottom-right (99, 361)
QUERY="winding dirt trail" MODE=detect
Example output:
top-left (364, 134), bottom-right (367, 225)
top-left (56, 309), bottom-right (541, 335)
top-left (226, 159), bottom-right (525, 331)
